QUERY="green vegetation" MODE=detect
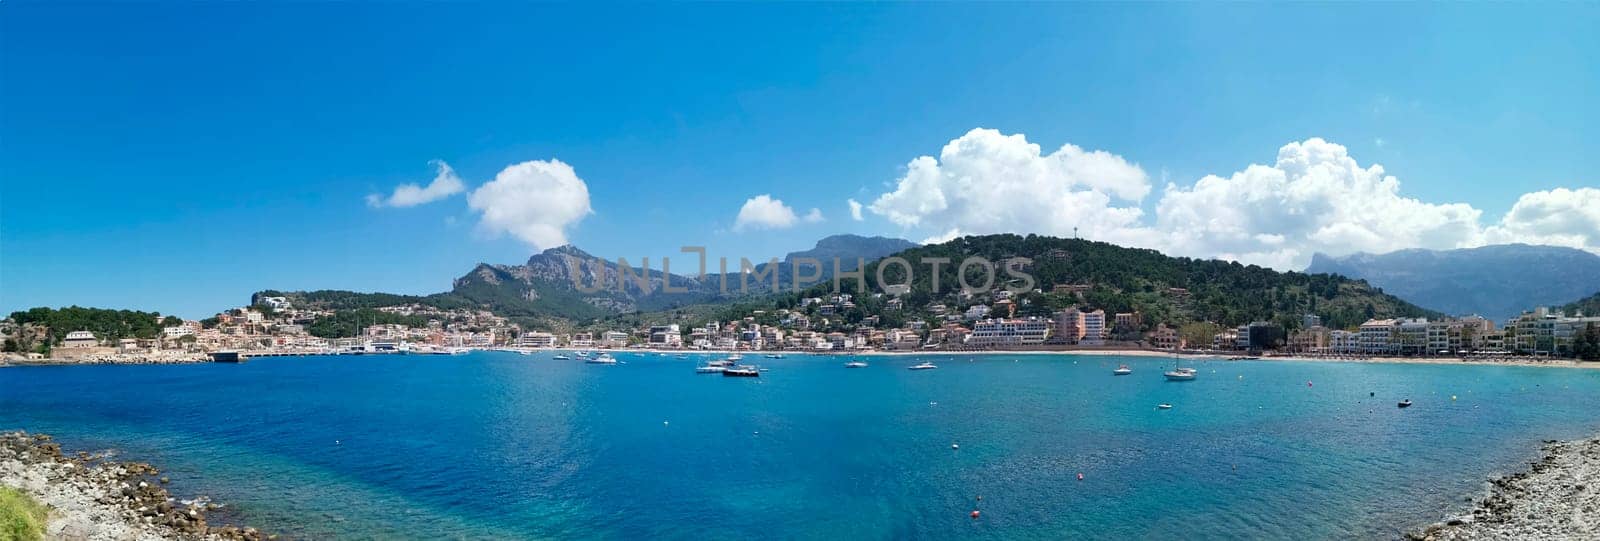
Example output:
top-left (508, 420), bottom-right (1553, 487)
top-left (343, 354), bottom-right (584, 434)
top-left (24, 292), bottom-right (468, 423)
top-left (0, 487), bottom-right (48, 541)
top-left (305, 308), bottom-right (432, 338)
top-left (1571, 322), bottom-right (1600, 362)
top-left (7, 306), bottom-right (170, 345)
top-left (696, 234), bottom-right (1439, 334)
top-left (1560, 291), bottom-right (1600, 317)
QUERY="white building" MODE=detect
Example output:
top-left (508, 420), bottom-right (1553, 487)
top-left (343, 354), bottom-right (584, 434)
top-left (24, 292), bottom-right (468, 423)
top-left (1359, 319), bottom-right (1397, 354)
top-left (649, 325), bottom-right (682, 347)
top-left (968, 318), bottom-right (1050, 346)
top-left (62, 330), bottom-right (99, 348)
top-left (1080, 310), bottom-right (1106, 346)
top-left (964, 305), bottom-right (991, 320)
top-left (517, 332), bottom-right (557, 348)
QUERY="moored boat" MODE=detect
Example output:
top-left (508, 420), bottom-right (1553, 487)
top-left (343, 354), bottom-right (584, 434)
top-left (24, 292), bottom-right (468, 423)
top-left (1398, 399), bottom-right (1413, 408)
top-left (695, 365), bottom-right (726, 374)
top-left (844, 360), bottom-right (868, 368)
top-left (909, 362), bottom-right (938, 370)
top-left (722, 365), bottom-right (760, 377)
top-left (1113, 364), bottom-right (1133, 375)
top-left (586, 353), bottom-right (618, 364)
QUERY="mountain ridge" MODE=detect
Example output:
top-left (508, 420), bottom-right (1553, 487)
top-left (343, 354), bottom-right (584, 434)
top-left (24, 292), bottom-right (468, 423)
top-left (1306, 244), bottom-right (1600, 322)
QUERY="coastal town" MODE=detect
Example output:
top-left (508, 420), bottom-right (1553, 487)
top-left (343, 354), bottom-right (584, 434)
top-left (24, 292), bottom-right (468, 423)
top-left (6, 290), bottom-right (1598, 365)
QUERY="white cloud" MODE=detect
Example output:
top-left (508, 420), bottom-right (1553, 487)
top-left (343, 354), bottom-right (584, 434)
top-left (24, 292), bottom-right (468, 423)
top-left (803, 207), bottom-right (824, 223)
top-left (867, 128), bottom-right (1155, 247)
top-left (1482, 187), bottom-right (1600, 252)
top-left (863, 129), bottom-right (1599, 270)
top-left (368, 160), bottom-right (466, 208)
top-left (847, 199), bottom-right (864, 221)
top-left (1154, 138), bottom-right (1486, 267)
top-left (733, 194), bottom-right (804, 232)
top-left (467, 159), bottom-right (592, 250)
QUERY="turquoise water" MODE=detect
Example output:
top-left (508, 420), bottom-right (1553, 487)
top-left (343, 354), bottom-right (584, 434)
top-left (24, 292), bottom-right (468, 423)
top-left (3, 353), bottom-right (1599, 539)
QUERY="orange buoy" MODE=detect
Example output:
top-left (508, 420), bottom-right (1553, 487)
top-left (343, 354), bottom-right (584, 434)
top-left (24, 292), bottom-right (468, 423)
top-left (970, 510), bottom-right (980, 519)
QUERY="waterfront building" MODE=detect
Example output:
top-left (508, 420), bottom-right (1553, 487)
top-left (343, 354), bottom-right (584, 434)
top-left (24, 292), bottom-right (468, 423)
top-left (600, 331), bottom-right (629, 348)
top-left (1080, 310), bottom-right (1106, 346)
top-left (1329, 330), bottom-right (1359, 354)
top-left (1288, 326), bottom-right (1329, 353)
top-left (964, 305), bottom-right (991, 320)
top-left (516, 332), bottom-right (557, 348)
top-left (648, 325), bottom-right (682, 347)
top-left (62, 330), bottom-right (99, 348)
top-left (570, 332), bottom-right (594, 348)
top-left (1054, 308), bottom-right (1085, 344)
top-left (1359, 319), bottom-right (1397, 354)
top-left (968, 318), bottom-right (1050, 346)
top-left (1148, 324), bottom-right (1181, 350)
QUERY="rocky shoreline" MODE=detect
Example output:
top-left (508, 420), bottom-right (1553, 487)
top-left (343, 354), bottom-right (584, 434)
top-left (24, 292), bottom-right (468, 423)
top-left (1, 353), bottom-right (211, 367)
top-left (1408, 436), bottom-right (1599, 540)
top-left (0, 431), bottom-right (269, 540)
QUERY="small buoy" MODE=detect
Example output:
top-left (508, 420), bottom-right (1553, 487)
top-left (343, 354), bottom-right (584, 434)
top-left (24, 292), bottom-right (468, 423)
top-left (1451, 395), bottom-right (1457, 401)
top-left (1307, 381), bottom-right (1313, 387)
top-left (663, 421), bottom-right (669, 426)
top-left (335, 440), bottom-right (341, 445)
top-left (976, 495), bottom-right (983, 501)
top-left (1077, 472), bottom-right (1084, 481)
top-left (753, 431), bottom-right (759, 435)
top-left (951, 443), bottom-right (960, 450)
top-left (971, 510), bottom-right (980, 519)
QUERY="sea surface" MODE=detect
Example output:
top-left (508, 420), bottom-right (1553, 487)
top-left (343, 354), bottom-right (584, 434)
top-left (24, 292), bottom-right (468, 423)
top-left (4, 352), bottom-right (1599, 540)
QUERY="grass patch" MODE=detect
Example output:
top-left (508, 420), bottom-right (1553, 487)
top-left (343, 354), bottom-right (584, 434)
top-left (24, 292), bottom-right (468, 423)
top-left (0, 487), bottom-right (49, 541)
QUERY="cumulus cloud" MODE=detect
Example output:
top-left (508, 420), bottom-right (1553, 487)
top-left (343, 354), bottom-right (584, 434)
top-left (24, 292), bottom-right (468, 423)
top-left (864, 129), bottom-right (1598, 270)
top-left (803, 207), bottom-right (825, 223)
top-left (467, 159), bottom-right (592, 250)
top-left (1482, 187), bottom-right (1600, 252)
top-left (1154, 138), bottom-right (1486, 268)
top-left (847, 199), bottom-right (864, 221)
top-left (867, 128), bottom-right (1155, 247)
top-left (368, 160), bottom-right (466, 208)
top-left (733, 195), bottom-right (810, 232)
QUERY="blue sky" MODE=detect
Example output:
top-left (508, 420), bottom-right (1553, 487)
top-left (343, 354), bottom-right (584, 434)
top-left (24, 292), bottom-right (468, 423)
top-left (3, 3), bottom-right (1597, 318)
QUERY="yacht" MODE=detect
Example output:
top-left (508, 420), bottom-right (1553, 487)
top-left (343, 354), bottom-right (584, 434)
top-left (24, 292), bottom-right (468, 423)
top-left (1113, 364), bottom-right (1133, 375)
top-left (553, 354), bottom-right (571, 360)
top-left (844, 360), bottom-right (869, 368)
top-left (1163, 367), bottom-right (1197, 381)
top-left (765, 354), bottom-right (784, 359)
top-left (586, 353), bottom-right (618, 364)
top-left (908, 362), bottom-right (938, 370)
top-left (1398, 399), bottom-right (1413, 408)
top-left (727, 353), bottom-right (744, 361)
top-left (695, 365), bottom-right (726, 374)
top-left (1157, 403), bottom-right (1173, 410)
top-left (722, 365), bottom-right (759, 377)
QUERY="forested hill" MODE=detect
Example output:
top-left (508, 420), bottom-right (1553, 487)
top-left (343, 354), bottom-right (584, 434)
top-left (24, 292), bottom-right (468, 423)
top-left (731, 234), bottom-right (1440, 332)
top-left (1561, 291), bottom-right (1600, 317)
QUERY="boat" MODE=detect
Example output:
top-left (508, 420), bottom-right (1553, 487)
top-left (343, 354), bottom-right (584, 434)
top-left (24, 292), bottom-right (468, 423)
top-left (575, 351), bottom-right (591, 358)
top-left (553, 354), bottom-right (570, 360)
top-left (844, 360), bottom-right (868, 368)
top-left (728, 353), bottom-right (744, 361)
top-left (707, 359), bottom-right (734, 367)
top-left (722, 365), bottom-right (760, 377)
top-left (1113, 364), bottom-right (1133, 375)
top-left (909, 362), bottom-right (938, 370)
top-left (586, 353), bottom-right (618, 364)
top-left (1398, 399), bottom-right (1413, 408)
top-left (519, 350), bottom-right (532, 356)
top-left (1164, 353), bottom-right (1197, 381)
top-left (1157, 403), bottom-right (1173, 410)
top-left (695, 365), bottom-right (726, 374)
top-left (765, 354), bottom-right (784, 359)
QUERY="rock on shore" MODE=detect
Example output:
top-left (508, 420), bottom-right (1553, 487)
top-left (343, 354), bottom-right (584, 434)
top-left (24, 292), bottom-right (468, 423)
top-left (1410, 437), bottom-right (1599, 540)
top-left (0, 431), bottom-right (269, 541)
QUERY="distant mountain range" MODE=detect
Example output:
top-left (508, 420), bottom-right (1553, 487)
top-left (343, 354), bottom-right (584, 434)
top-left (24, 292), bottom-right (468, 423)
top-left (260, 234), bottom-right (916, 326)
top-left (1305, 244), bottom-right (1600, 322)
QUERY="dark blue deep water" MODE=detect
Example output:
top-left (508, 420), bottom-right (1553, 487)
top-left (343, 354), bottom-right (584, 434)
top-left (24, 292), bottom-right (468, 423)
top-left (4, 352), bottom-right (1599, 539)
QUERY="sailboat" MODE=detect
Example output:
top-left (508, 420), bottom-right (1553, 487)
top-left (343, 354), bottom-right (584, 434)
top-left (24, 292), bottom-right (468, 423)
top-left (1163, 352), bottom-right (1196, 381)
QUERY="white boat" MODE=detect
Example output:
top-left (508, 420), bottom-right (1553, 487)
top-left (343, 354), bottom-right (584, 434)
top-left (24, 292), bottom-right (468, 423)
top-left (908, 362), bottom-right (938, 370)
top-left (1113, 364), bottom-right (1133, 375)
top-left (728, 353), bottom-right (744, 361)
top-left (695, 365), bottom-right (726, 374)
top-left (765, 354), bottom-right (784, 359)
top-left (844, 360), bottom-right (868, 368)
top-left (553, 354), bottom-right (571, 360)
top-left (586, 353), bottom-right (618, 364)
top-left (1164, 354), bottom-right (1196, 381)
top-left (1157, 403), bottom-right (1173, 410)
top-left (519, 350), bottom-right (532, 356)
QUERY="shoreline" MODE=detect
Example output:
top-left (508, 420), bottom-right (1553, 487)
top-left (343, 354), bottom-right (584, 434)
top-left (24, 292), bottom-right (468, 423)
top-left (0, 431), bottom-right (267, 541)
top-left (6, 348), bottom-right (1595, 370)
top-left (1408, 435), bottom-right (1600, 540)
